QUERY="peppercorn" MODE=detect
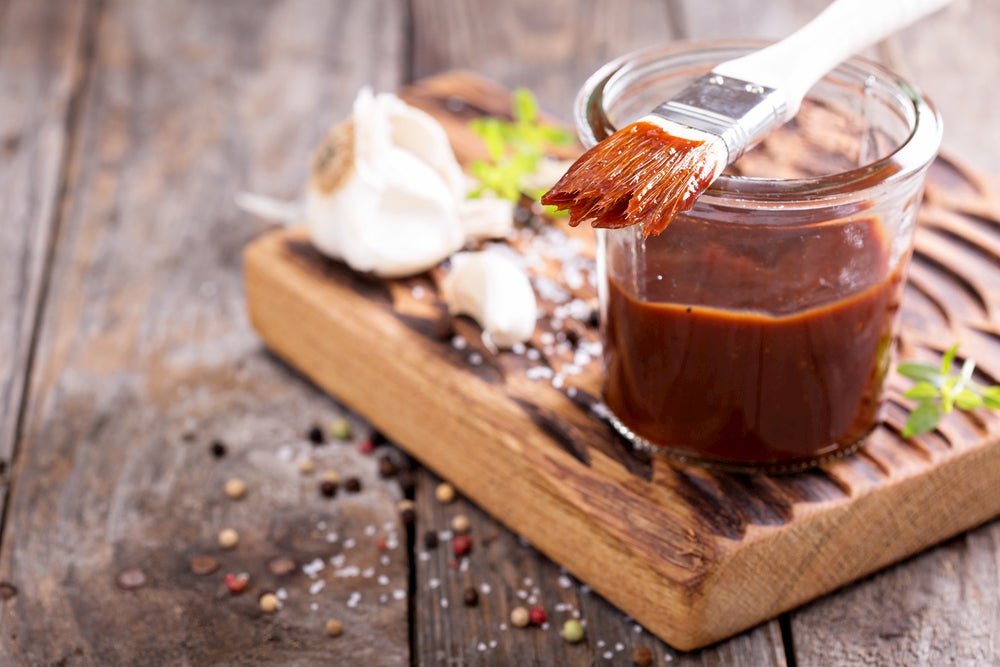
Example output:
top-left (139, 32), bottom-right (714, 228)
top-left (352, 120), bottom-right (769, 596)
top-left (561, 619), bottom-right (585, 644)
top-left (510, 606), bottom-right (530, 628)
top-left (435, 482), bottom-right (455, 504)
top-left (224, 477), bottom-right (247, 500)
top-left (319, 480), bottom-right (338, 498)
top-left (397, 499), bottom-right (416, 524)
top-left (631, 646), bottom-right (654, 666)
top-left (344, 477), bottom-right (362, 493)
top-left (358, 439), bottom-right (375, 454)
top-left (423, 530), bottom-right (439, 549)
top-left (189, 555), bottom-right (219, 576)
top-left (322, 469), bottom-right (340, 484)
top-left (210, 440), bottom-right (227, 458)
top-left (451, 534), bottom-right (472, 557)
top-left (308, 424), bottom-right (325, 445)
top-left (297, 458), bottom-right (316, 475)
top-left (259, 592), bottom-right (279, 613)
top-left (450, 514), bottom-right (470, 535)
top-left (462, 586), bottom-right (479, 607)
top-left (329, 418), bottom-right (352, 441)
top-left (377, 455), bottom-right (397, 478)
top-left (218, 528), bottom-right (239, 549)
top-left (325, 618), bottom-right (344, 637)
top-left (225, 572), bottom-right (249, 594)
top-left (528, 605), bottom-right (547, 626)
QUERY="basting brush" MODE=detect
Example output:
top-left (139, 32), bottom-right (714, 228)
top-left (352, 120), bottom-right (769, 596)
top-left (542, 0), bottom-right (954, 236)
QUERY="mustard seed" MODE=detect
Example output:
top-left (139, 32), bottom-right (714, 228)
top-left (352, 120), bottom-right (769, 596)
top-left (450, 514), bottom-right (470, 534)
top-left (561, 619), bottom-right (585, 644)
top-left (218, 528), bottom-right (239, 549)
top-left (631, 646), bottom-right (653, 666)
top-left (510, 606), bottom-right (530, 628)
top-left (322, 469), bottom-right (340, 484)
top-left (325, 618), bottom-right (344, 637)
top-left (224, 478), bottom-right (247, 500)
top-left (297, 458), bottom-right (316, 474)
top-left (329, 418), bottom-right (352, 441)
top-left (259, 592), bottom-right (279, 613)
top-left (435, 482), bottom-right (455, 504)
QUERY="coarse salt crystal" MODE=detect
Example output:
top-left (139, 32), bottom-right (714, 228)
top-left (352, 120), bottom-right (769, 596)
top-left (309, 580), bottom-right (326, 595)
top-left (347, 591), bottom-right (361, 608)
top-left (393, 589), bottom-right (406, 601)
top-left (334, 566), bottom-right (360, 578)
top-left (377, 575), bottom-right (389, 586)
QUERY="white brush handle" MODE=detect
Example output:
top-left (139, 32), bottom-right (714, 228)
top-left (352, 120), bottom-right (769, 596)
top-left (713, 0), bottom-right (955, 119)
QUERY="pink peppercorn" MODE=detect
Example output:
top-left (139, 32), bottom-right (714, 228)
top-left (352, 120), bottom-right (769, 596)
top-left (358, 439), bottom-right (375, 454)
top-left (529, 606), bottom-right (547, 626)
top-left (225, 572), bottom-right (249, 594)
top-left (451, 534), bottom-right (472, 557)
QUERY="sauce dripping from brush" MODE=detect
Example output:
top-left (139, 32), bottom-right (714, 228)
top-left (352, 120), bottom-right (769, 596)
top-left (541, 121), bottom-right (718, 236)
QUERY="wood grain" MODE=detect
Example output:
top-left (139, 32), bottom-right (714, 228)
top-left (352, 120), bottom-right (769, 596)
top-left (0, 0), bottom-right (90, 529)
top-left (0, 1), bottom-right (411, 665)
top-left (245, 70), bottom-right (1000, 650)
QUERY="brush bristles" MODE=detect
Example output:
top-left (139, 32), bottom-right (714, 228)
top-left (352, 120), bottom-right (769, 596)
top-left (541, 121), bottom-right (723, 236)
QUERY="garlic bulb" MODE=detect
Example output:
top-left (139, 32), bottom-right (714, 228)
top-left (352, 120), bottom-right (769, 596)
top-left (441, 251), bottom-right (537, 349)
top-left (304, 89), bottom-right (515, 278)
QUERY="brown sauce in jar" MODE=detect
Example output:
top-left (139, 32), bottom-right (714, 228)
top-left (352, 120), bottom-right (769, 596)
top-left (602, 217), bottom-right (906, 468)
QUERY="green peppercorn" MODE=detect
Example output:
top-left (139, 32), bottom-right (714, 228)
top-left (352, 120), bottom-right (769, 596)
top-left (561, 619), bottom-right (585, 644)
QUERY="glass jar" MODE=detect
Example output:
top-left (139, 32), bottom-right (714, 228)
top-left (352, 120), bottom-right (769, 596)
top-left (579, 42), bottom-right (942, 472)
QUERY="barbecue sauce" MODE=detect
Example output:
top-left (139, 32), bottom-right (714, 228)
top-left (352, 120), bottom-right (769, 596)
top-left (602, 217), bottom-right (905, 468)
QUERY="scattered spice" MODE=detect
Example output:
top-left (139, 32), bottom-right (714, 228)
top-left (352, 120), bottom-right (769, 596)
top-left (329, 418), bottom-right (352, 441)
top-left (325, 618), bottom-right (344, 637)
top-left (308, 425), bottom-right (326, 445)
top-left (450, 514), bottom-right (471, 535)
top-left (189, 555), bottom-right (220, 576)
top-left (631, 646), bottom-right (654, 666)
top-left (377, 455), bottom-right (397, 477)
top-left (267, 556), bottom-right (297, 577)
top-left (116, 567), bottom-right (147, 590)
top-left (344, 477), bottom-right (362, 493)
top-left (259, 592), bottom-right (280, 613)
top-left (451, 534), bottom-right (472, 557)
top-left (322, 469), bottom-right (341, 484)
top-left (510, 606), bottom-right (531, 628)
top-left (297, 458), bottom-right (317, 475)
top-left (225, 572), bottom-right (249, 594)
top-left (0, 582), bottom-right (16, 600)
top-left (358, 439), bottom-right (375, 455)
top-left (224, 477), bottom-right (247, 500)
top-left (423, 530), bottom-right (440, 549)
top-left (435, 482), bottom-right (456, 504)
top-left (462, 586), bottom-right (479, 607)
top-left (210, 440), bottom-right (227, 458)
top-left (319, 480), bottom-right (338, 498)
top-left (218, 528), bottom-right (240, 550)
top-left (528, 605), bottom-right (547, 626)
top-left (561, 619), bottom-right (585, 644)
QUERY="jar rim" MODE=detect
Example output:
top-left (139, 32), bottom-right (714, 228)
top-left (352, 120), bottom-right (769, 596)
top-left (576, 40), bottom-right (943, 206)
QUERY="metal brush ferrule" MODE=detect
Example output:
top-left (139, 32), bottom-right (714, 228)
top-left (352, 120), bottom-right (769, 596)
top-left (651, 73), bottom-right (788, 162)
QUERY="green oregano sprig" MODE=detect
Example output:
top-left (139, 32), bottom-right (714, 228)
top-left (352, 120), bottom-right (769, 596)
top-left (467, 87), bottom-right (574, 205)
top-left (898, 344), bottom-right (1000, 437)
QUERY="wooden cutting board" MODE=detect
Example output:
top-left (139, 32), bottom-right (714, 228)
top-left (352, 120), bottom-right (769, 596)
top-left (243, 71), bottom-right (1000, 650)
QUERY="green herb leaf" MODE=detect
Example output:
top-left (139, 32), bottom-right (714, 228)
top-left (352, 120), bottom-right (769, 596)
top-left (903, 401), bottom-right (942, 438)
top-left (466, 88), bottom-right (574, 207)
top-left (897, 344), bottom-right (999, 440)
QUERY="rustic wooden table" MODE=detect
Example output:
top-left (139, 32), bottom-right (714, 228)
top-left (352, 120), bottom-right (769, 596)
top-left (2, 1), bottom-right (998, 665)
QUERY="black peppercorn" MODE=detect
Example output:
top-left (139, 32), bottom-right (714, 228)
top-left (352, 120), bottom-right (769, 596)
top-left (319, 480), bottom-right (338, 498)
top-left (344, 477), bottom-right (362, 493)
top-left (462, 586), bottom-right (479, 607)
top-left (210, 440), bottom-right (227, 458)
top-left (423, 530), bottom-right (439, 549)
top-left (308, 425), bottom-right (325, 445)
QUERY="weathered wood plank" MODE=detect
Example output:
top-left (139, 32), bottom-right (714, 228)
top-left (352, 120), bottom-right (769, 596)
top-left (0, 1), bottom-right (412, 665)
top-left (409, 0), bottom-right (681, 122)
top-left (0, 0), bottom-right (90, 531)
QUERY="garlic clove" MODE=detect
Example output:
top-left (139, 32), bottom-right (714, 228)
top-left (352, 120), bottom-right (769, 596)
top-left (441, 251), bottom-right (537, 349)
top-left (458, 195), bottom-right (515, 240)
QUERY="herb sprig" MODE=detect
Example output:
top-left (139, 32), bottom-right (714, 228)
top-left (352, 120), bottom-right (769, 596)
top-left (898, 344), bottom-right (1000, 437)
top-left (467, 88), bottom-right (574, 204)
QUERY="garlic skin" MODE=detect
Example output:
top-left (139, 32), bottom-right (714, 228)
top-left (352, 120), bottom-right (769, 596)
top-left (442, 251), bottom-right (537, 349)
